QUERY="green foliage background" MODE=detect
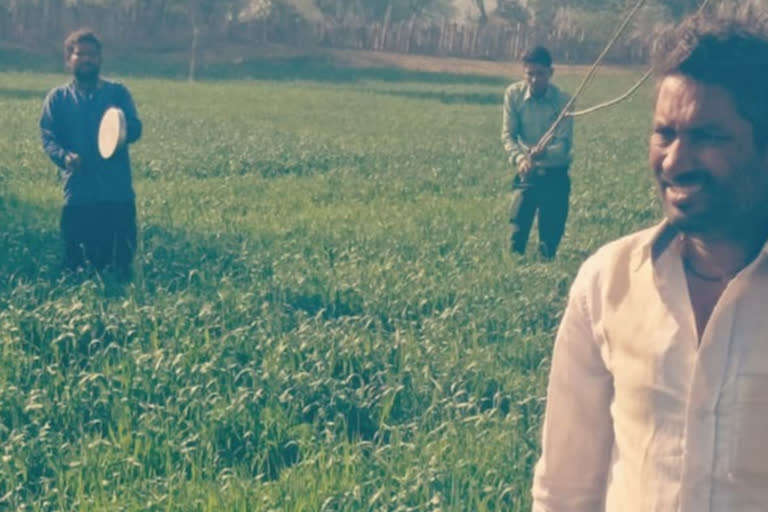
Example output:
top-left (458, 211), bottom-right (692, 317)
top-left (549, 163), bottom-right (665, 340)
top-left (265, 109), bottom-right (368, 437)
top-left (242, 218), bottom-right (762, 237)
top-left (0, 63), bottom-right (656, 510)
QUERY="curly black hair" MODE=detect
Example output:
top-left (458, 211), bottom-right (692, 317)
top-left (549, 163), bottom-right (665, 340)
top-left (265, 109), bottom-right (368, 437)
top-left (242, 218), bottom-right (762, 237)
top-left (652, 13), bottom-right (768, 148)
top-left (522, 46), bottom-right (552, 68)
top-left (64, 28), bottom-right (102, 59)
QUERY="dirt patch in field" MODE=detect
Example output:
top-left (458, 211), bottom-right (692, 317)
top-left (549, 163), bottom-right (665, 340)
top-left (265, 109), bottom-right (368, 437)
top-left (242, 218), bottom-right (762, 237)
top-left (2, 40), bottom-right (643, 80)
top-left (217, 44), bottom-right (642, 77)
top-left (333, 48), bottom-right (644, 77)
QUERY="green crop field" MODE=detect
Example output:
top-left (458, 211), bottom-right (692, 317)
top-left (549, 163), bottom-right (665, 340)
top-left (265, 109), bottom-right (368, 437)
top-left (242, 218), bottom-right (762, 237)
top-left (0, 62), bottom-right (658, 511)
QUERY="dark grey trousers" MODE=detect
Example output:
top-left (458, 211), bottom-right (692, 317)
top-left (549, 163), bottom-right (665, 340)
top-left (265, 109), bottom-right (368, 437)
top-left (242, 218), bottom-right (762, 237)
top-left (509, 167), bottom-right (571, 258)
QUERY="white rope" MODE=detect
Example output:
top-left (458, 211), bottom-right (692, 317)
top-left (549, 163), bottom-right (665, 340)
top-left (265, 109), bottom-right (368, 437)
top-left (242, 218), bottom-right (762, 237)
top-left (531, 0), bottom-right (648, 153)
top-left (566, 0), bottom-right (716, 118)
top-left (530, 0), bottom-right (717, 149)
top-left (568, 68), bottom-right (652, 117)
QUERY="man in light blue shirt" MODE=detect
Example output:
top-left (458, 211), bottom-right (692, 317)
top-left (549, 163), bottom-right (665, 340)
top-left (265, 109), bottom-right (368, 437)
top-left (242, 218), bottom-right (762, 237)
top-left (40, 29), bottom-right (142, 278)
top-left (502, 46), bottom-right (573, 259)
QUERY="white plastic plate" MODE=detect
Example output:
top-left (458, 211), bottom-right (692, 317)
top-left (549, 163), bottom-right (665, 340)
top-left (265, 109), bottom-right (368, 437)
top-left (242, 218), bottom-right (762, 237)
top-left (98, 106), bottom-right (126, 159)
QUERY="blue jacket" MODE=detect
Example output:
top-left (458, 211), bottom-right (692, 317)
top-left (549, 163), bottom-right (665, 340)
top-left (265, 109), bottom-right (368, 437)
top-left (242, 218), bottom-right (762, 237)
top-left (40, 79), bottom-right (142, 204)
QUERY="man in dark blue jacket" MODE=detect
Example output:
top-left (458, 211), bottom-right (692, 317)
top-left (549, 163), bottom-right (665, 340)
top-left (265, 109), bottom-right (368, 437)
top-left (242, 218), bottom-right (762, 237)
top-left (40, 29), bottom-right (142, 278)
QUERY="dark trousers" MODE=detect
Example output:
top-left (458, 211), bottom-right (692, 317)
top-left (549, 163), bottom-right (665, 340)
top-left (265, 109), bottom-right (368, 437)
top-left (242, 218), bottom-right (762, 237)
top-left (61, 201), bottom-right (137, 276)
top-left (509, 167), bottom-right (571, 258)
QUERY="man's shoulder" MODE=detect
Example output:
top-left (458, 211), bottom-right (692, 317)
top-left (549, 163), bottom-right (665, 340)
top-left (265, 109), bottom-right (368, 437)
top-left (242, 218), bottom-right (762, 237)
top-left (504, 80), bottom-right (527, 98)
top-left (101, 78), bottom-right (129, 93)
top-left (48, 82), bottom-right (70, 92)
top-left (43, 82), bottom-right (72, 103)
top-left (577, 223), bottom-right (663, 284)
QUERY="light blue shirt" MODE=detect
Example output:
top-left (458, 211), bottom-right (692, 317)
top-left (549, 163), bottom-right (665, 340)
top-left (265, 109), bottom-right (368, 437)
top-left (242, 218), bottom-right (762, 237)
top-left (501, 81), bottom-right (573, 169)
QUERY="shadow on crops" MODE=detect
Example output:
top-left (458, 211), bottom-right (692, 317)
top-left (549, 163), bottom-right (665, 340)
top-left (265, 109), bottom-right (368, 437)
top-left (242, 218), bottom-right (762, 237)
top-left (0, 195), bottom-right (62, 291)
top-left (0, 87), bottom-right (47, 100)
top-left (3, 199), bottom-right (462, 338)
top-left (140, 225), bottom-right (365, 322)
top-left (0, 198), bottom-right (366, 327)
top-left (229, 153), bottom-right (366, 180)
top-left (1, 199), bottom-right (380, 485)
top-left (261, 440), bottom-right (300, 481)
top-left (209, 403), bottom-right (301, 482)
top-left (0, 194), bottom-right (154, 298)
top-left (374, 89), bottom-right (502, 105)
top-left (3, 206), bottom-right (509, 483)
top-left (134, 152), bottom-right (372, 181)
top-left (275, 285), bottom-right (365, 319)
top-left (193, 55), bottom-right (509, 86)
top-left (138, 225), bottom-right (258, 294)
top-left (3, 45), bottom-right (509, 87)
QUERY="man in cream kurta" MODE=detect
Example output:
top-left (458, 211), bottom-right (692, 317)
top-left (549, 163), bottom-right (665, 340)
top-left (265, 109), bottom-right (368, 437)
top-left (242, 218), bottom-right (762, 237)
top-left (532, 14), bottom-right (768, 512)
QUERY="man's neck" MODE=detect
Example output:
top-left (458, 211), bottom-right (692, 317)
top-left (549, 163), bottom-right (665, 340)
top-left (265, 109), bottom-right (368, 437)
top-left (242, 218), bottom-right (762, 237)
top-left (682, 227), bottom-right (768, 281)
top-left (73, 76), bottom-right (100, 91)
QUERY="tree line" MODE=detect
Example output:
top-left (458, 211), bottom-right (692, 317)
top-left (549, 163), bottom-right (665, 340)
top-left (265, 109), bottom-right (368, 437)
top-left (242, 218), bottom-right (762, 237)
top-left (1, 0), bottom-right (764, 74)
